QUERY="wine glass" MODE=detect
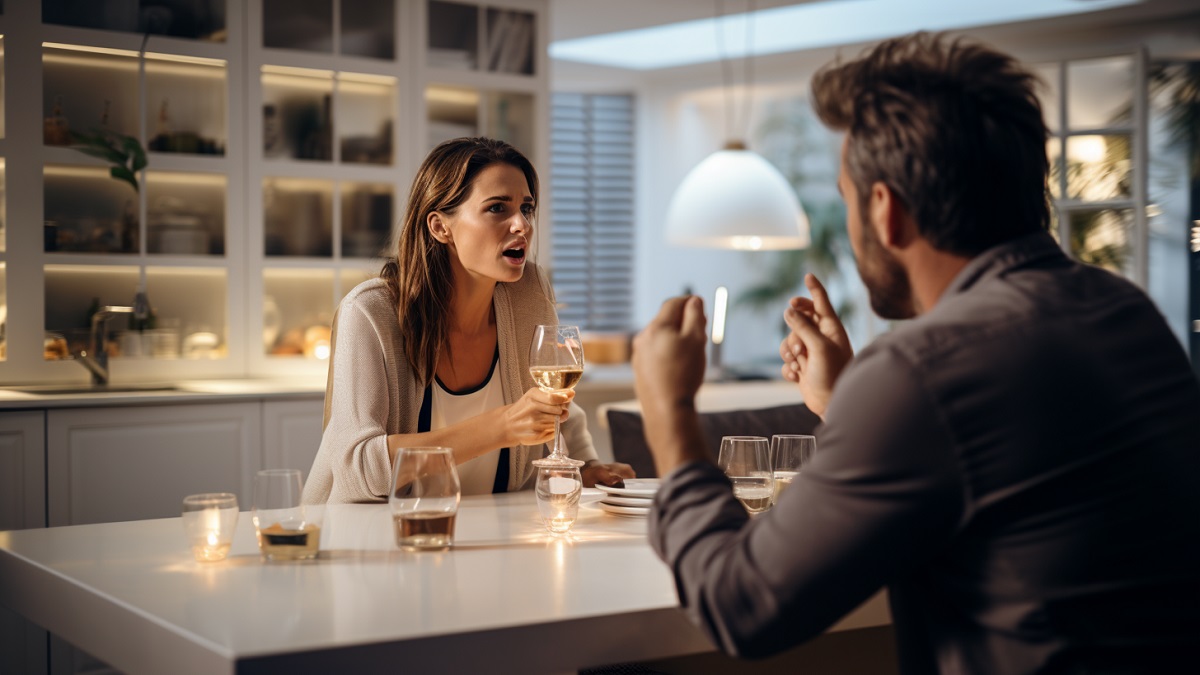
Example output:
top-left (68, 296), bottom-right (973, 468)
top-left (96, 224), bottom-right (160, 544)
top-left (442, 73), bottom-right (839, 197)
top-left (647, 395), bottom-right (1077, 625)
top-left (528, 325), bottom-right (585, 463)
top-left (717, 436), bottom-right (773, 515)
top-left (770, 435), bottom-right (815, 505)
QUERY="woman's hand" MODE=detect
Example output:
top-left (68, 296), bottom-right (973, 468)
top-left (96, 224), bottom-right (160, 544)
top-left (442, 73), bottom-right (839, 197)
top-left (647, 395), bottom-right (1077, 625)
top-left (581, 460), bottom-right (636, 488)
top-left (502, 388), bottom-right (572, 447)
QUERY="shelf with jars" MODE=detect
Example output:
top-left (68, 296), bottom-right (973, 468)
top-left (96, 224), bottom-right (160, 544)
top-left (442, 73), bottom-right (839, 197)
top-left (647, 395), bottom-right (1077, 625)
top-left (10, 3), bottom-right (243, 385)
top-left (42, 264), bottom-right (228, 363)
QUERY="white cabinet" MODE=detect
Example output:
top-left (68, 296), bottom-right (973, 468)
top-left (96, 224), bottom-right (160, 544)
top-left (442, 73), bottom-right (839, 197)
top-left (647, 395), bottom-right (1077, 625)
top-left (0, 411), bottom-right (49, 675)
top-left (262, 398), bottom-right (325, 476)
top-left (0, 411), bottom-right (46, 531)
top-left (47, 403), bottom-right (262, 526)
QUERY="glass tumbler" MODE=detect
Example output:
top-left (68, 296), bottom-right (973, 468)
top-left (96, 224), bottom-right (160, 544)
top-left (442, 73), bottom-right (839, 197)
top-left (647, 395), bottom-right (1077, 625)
top-left (390, 447), bottom-right (461, 551)
top-left (717, 436), bottom-right (773, 515)
top-left (535, 462), bottom-right (583, 534)
top-left (770, 435), bottom-right (816, 504)
top-left (252, 469), bottom-right (321, 561)
top-left (181, 492), bottom-right (238, 562)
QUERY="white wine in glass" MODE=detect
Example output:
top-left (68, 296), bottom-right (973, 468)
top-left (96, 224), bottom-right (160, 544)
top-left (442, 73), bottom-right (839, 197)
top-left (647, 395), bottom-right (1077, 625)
top-left (718, 436), bottom-right (774, 516)
top-left (529, 325), bottom-right (584, 462)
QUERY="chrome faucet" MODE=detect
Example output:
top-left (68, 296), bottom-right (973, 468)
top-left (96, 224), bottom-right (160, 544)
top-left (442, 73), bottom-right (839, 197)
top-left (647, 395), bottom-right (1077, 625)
top-left (76, 305), bottom-right (135, 386)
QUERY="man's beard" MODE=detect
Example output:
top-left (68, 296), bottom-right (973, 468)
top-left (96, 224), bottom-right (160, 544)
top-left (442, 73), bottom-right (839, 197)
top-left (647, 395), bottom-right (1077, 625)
top-left (856, 218), bottom-right (916, 320)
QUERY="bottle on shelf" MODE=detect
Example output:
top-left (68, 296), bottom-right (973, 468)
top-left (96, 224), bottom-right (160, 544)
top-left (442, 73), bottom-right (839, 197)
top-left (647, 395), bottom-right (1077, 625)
top-left (149, 99), bottom-right (171, 152)
top-left (43, 96), bottom-right (71, 146)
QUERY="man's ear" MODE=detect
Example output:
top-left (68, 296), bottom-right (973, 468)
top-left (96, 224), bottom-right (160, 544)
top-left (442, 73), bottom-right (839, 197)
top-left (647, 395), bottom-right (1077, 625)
top-left (868, 182), bottom-right (915, 249)
top-left (428, 212), bottom-right (452, 244)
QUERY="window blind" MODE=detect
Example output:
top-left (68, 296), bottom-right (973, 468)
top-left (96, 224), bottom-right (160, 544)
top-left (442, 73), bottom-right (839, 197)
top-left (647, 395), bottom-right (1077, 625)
top-left (549, 92), bottom-right (635, 331)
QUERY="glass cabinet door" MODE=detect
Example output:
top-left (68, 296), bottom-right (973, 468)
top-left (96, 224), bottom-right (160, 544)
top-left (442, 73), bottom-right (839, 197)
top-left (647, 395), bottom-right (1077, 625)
top-left (43, 265), bottom-right (227, 361)
top-left (263, 177), bottom-right (333, 257)
top-left (428, 1), bottom-right (478, 70)
top-left (336, 74), bottom-right (395, 165)
top-left (262, 268), bottom-right (334, 358)
top-left (261, 66), bottom-right (334, 161)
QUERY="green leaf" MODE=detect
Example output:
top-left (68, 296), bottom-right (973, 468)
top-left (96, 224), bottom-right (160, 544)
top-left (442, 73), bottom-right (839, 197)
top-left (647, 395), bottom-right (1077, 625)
top-left (120, 135), bottom-right (148, 172)
top-left (110, 166), bottom-right (139, 193)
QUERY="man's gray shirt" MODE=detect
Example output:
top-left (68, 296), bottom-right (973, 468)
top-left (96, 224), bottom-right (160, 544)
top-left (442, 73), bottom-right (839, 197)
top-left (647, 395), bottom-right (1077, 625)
top-left (650, 233), bottom-right (1200, 674)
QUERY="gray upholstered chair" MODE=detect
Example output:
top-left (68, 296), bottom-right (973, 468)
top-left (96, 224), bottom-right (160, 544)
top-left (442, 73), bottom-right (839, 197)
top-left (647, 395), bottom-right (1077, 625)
top-left (607, 403), bottom-right (821, 478)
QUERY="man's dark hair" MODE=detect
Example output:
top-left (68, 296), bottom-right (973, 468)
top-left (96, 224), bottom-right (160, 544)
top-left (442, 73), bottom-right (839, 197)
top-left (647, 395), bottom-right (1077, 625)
top-left (811, 32), bottom-right (1050, 256)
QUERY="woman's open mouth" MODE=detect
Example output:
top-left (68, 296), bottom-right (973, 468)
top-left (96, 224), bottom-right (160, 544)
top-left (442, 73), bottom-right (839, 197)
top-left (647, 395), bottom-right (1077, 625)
top-left (502, 247), bottom-right (526, 264)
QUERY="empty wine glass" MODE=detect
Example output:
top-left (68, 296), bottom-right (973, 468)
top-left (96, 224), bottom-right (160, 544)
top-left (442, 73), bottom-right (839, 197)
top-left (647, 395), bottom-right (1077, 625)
top-left (717, 436), bottom-right (773, 515)
top-left (770, 435), bottom-right (816, 504)
top-left (528, 325), bottom-right (585, 463)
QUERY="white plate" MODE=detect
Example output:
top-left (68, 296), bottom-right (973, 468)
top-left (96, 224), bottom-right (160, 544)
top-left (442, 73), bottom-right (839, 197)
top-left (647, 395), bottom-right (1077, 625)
top-left (595, 478), bottom-right (661, 498)
top-left (598, 493), bottom-right (654, 507)
top-left (579, 487), bottom-right (606, 502)
top-left (595, 499), bottom-right (652, 514)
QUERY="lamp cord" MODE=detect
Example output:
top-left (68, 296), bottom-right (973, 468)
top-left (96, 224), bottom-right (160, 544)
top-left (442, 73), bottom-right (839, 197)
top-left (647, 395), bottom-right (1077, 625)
top-left (714, 0), bottom-right (757, 144)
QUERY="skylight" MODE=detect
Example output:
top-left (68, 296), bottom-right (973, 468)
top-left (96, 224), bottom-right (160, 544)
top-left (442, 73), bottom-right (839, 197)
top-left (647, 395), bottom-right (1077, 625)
top-left (549, 0), bottom-right (1141, 70)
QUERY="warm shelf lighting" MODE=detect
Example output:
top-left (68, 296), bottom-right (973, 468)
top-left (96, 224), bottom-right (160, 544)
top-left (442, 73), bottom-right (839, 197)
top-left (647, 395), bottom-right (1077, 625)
top-left (426, 86), bottom-right (480, 106)
top-left (44, 42), bottom-right (224, 67)
top-left (338, 72), bottom-right (397, 86)
top-left (264, 177), bottom-right (334, 193)
top-left (44, 165), bottom-right (111, 180)
top-left (144, 172), bottom-right (228, 187)
top-left (261, 64), bottom-right (335, 79)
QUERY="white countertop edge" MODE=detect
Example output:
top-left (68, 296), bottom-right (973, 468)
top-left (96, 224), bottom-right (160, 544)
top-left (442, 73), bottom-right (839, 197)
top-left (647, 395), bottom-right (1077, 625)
top-left (0, 379), bottom-right (327, 409)
top-left (0, 546), bottom-right (237, 675)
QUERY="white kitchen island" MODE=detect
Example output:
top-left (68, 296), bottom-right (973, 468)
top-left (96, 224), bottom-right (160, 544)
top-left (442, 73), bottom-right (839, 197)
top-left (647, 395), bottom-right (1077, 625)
top-left (0, 491), bottom-right (890, 674)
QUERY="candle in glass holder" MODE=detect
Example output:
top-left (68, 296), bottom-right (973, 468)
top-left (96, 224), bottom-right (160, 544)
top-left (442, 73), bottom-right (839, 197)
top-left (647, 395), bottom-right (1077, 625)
top-left (535, 464), bottom-right (582, 534)
top-left (182, 493), bottom-right (238, 562)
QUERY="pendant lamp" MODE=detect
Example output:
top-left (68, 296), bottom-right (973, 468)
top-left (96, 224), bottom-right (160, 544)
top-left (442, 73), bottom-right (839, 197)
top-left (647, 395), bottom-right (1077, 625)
top-left (665, 3), bottom-right (809, 252)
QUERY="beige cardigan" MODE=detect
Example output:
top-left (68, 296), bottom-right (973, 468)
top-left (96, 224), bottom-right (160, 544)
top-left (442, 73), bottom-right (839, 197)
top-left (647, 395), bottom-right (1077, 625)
top-left (302, 264), bottom-right (598, 504)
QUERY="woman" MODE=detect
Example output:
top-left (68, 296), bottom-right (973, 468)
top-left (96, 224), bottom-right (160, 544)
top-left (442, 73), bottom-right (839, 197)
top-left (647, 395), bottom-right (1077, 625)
top-left (304, 137), bottom-right (634, 504)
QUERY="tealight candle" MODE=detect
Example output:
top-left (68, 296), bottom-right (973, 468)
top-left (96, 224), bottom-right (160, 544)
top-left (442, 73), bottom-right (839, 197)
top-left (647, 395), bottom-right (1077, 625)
top-left (182, 493), bottom-right (238, 562)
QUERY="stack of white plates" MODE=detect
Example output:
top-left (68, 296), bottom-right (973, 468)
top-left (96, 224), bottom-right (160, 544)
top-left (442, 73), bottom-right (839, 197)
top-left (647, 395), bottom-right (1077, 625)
top-left (593, 479), bottom-right (661, 517)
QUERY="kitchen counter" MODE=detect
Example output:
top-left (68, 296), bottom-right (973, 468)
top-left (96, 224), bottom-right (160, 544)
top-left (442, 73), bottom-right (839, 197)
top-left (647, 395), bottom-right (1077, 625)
top-left (0, 378), bottom-right (327, 409)
top-left (0, 491), bottom-right (890, 674)
top-left (0, 366), bottom-right (642, 410)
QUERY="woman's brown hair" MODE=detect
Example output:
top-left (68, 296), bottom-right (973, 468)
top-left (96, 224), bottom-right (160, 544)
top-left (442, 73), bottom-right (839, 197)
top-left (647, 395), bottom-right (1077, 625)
top-left (380, 137), bottom-right (539, 384)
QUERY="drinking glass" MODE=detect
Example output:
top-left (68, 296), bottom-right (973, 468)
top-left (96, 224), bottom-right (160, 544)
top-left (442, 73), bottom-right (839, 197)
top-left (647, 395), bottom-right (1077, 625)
top-left (528, 324), bottom-right (585, 462)
top-left (252, 469), bottom-right (320, 561)
top-left (181, 492), bottom-right (238, 562)
top-left (390, 447), bottom-right (461, 551)
top-left (535, 463), bottom-right (583, 534)
top-left (770, 435), bottom-right (816, 504)
top-left (717, 436), bottom-right (773, 515)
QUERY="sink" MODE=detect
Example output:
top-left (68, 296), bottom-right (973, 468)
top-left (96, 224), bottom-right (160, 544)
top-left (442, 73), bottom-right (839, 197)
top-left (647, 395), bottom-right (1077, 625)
top-left (4, 384), bottom-right (181, 395)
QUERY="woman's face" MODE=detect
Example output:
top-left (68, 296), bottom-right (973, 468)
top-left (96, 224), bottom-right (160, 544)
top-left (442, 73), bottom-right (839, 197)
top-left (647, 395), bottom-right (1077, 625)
top-left (431, 163), bottom-right (534, 285)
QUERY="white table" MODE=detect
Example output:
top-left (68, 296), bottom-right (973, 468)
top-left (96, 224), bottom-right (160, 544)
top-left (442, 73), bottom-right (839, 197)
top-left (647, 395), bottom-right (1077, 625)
top-left (0, 491), bottom-right (888, 674)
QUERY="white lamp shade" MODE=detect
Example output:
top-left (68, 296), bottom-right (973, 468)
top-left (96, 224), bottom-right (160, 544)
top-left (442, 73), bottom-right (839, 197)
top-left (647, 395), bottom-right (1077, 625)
top-left (666, 147), bottom-right (810, 250)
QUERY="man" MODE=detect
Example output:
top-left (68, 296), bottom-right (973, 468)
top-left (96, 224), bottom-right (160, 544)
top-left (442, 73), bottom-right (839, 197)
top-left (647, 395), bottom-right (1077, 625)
top-left (632, 32), bottom-right (1200, 674)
